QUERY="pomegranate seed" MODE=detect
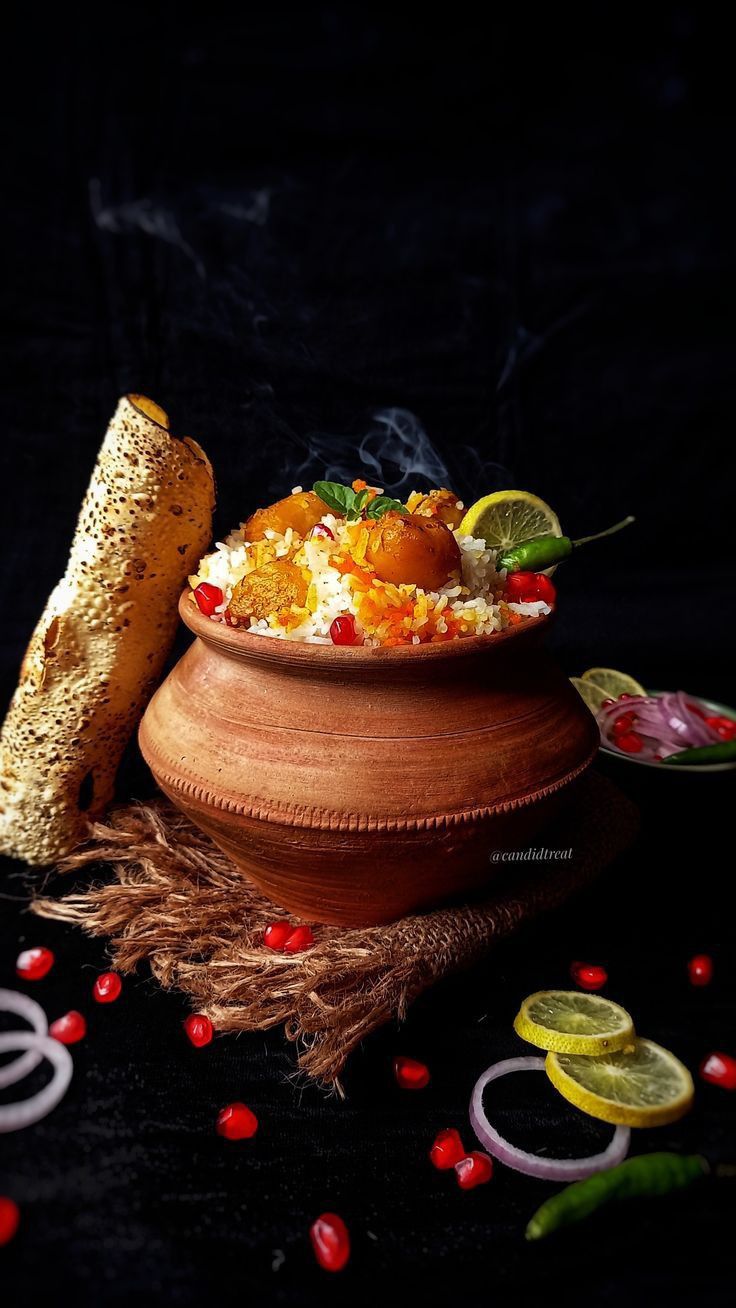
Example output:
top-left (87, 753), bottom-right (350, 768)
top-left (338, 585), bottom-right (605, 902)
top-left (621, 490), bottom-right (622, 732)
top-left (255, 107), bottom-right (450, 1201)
top-left (16, 946), bottom-right (54, 981)
top-left (601, 698), bottom-right (616, 707)
top-left (0, 1197), bottom-right (20, 1247)
top-left (263, 920), bottom-right (292, 951)
top-left (429, 1128), bottom-right (466, 1170)
top-left (49, 1011), bottom-right (87, 1045)
top-left (193, 582), bottom-right (223, 616)
top-left (618, 693), bottom-right (634, 700)
top-left (700, 1052), bottom-right (736, 1090)
top-left (612, 711), bottom-right (636, 735)
top-left (309, 1212), bottom-right (350, 1272)
top-left (505, 572), bottom-right (540, 603)
top-left (329, 614), bottom-right (360, 646)
top-left (393, 1056), bottom-right (430, 1090)
top-left (93, 971), bottom-right (122, 1004)
top-left (310, 523), bottom-right (335, 540)
top-left (616, 731), bottom-right (644, 754)
top-left (570, 961), bottom-right (608, 991)
top-left (284, 925), bottom-right (315, 953)
top-left (183, 1014), bottom-right (213, 1047)
top-left (216, 1102), bottom-right (259, 1140)
top-left (455, 1151), bottom-right (493, 1189)
top-left (532, 574), bottom-right (557, 605)
top-left (688, 954), bottom-right (714, 987)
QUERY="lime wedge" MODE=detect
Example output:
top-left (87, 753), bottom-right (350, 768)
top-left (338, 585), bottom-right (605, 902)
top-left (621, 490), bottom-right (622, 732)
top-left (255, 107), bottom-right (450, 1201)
top-left (514, 990), bottom-right (635, 1056)
top-left (570, 677), bottom-right (609, 715)
top-left (457, 491), bottom-right (561, 550)
top-left (581, 668), bottom-right (646, 698)
top-left (546, 1039), bottom-right (694, 1127)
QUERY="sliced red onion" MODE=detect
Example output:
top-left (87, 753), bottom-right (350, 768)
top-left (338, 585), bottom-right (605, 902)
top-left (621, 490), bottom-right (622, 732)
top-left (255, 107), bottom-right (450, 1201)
top-left (469, 1056), bottom-right (630, 1181)
top-left (0, 988), bottom-right (47, 1090)
top-left (595, 691), bottom-right (726, 761)
top-left (0, 1032), bottom-right (73, 1132)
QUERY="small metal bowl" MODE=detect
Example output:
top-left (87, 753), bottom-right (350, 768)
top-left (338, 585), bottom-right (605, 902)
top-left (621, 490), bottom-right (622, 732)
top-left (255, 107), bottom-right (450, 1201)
top-left (599, 692), bottom-right (736, 774)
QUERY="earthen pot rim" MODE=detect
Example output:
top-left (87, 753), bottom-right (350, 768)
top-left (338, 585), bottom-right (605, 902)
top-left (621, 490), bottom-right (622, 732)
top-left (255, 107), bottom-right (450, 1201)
top-left (179, 589), bottom-right (551, 667)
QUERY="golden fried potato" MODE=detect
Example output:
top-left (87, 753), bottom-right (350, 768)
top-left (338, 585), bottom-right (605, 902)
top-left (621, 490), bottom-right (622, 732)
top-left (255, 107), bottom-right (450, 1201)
top-left (406, 487), bottom-right (465, 529)
top-left (244, 490), bottom-right (328, 540)
top-left (229, 560), bottom-right (308, 623)
top-left (365, 512), bottom-right (461, 591)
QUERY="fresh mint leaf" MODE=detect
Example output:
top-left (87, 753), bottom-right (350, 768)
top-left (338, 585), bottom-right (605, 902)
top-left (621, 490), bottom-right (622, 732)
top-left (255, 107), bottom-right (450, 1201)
top-left (365, 495), bottom-right (408, 519)
top-left (313, 481), bottom-right (356, 517)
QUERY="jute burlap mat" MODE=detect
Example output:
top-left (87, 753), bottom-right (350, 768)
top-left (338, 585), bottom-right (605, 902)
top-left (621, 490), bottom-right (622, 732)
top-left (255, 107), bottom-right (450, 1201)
top-left (33, 772), bottom-right (637, 1091)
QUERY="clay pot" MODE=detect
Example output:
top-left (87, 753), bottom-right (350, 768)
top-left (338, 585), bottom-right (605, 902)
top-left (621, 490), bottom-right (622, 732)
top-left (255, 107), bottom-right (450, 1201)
top-left (138, 593), bottom-right (598, 925)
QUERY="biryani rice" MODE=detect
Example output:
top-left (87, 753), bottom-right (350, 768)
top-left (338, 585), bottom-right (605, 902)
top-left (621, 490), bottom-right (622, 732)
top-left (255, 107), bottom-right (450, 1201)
top-left (189, 505), bottom-right (550, 646)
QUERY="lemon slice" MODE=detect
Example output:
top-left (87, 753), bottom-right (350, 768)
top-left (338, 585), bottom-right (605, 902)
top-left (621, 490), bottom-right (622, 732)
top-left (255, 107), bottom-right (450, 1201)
top-left (569, 677), bottom-right (609, 715)
top-left (458, 491), bottom-right (561, 550)
top-left (581, 668), bottom-right (646, 698)
top-left (514, 990), bottom-right (635, 1055)
top-left (546, 1039), bottom-right (694, 1127)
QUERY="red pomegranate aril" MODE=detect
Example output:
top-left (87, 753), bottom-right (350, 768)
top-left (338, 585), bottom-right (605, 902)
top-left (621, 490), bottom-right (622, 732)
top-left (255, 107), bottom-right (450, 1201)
top-left (612, 711), bottom-right (636, 735)
top-left (193, 582), bottom-right (223, 616)
top-left (505, 572), bottom-right (539, 602)
top-left (16, 946), bottom-right (55, 981)
top-left (93, 971), bottom-right (122, 1004)
top-left (310, 523), bottom-right (335, 540)
top-left (601, 697), bottom-right (616, 707)
top-left (284, 925), bottom-right (315, 954)
top-left (329, 614), bottom-right (359, 646)
top-left (688, 954), bottom-right (714, 987)
top-left (455, 1151), bottom-right (493, 1190)
top-left (532, 574), bottom-right (557, 605)
top-left (49, 1011), bottom-right (87, 1045)
top-left (184, 1013), bottom-right (213, 1047)
top-left (699, 1052), bottom-right (736, 1091)
top-left (216, 1102), bottom-right (259, 1140)
top-left (570, 961), bottom-right (608, 991)
top-left (616, 731), bottom-right (644, 754)
top-left (393, 1056), bottom-right (430, 1090)
top-left (0, 1197), bottom-right (20, 1247)
top-left (429, 1128), bottom-right (466, 1170)
top-left (263, 920), bottom-right (292, 951)
top-left (618, 693), bottom-right (634, 700)
top-left (310, 1212), bottom-right (350, 1272)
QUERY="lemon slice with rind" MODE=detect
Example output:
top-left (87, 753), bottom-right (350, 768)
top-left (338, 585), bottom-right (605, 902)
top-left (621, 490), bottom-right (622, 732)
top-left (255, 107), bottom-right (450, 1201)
top-left (546, 1039), bottom-right (694, 1127)
top-left (581, 668), bottom-right (646, 698)
top-left (514, 990), bottom-right (635, 1056)
top-left (569, 677), bottom-right (609, 715)
top-left (457, 491), bottom-right (561, 550)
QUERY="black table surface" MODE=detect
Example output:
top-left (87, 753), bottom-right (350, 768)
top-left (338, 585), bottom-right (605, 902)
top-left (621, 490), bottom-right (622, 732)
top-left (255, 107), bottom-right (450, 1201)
top-left (1, 8), bottom-right (734, 1306)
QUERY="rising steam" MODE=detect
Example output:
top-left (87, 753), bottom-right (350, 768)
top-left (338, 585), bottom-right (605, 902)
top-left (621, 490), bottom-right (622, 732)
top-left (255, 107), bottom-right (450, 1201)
top-left (292, 408), bottom-right (511, 498)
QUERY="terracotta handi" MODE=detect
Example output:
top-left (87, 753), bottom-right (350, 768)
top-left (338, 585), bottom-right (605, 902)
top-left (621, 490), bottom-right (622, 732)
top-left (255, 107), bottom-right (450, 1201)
top-left (138, 595), bottom-right (598, 926)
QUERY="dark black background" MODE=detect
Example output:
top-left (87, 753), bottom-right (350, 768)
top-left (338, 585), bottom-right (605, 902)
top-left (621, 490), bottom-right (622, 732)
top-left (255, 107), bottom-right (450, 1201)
top-left (1, 6), bottom-right (734, 1305)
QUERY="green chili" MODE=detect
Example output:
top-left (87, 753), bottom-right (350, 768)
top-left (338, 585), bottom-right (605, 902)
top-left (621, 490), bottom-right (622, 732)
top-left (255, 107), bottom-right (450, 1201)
top-left (526, 1152), bottom-right (708, 1241)
top-left (663, 739), bottom-right (736, 766)
top-left (498, 515), bottom-right (635, 574)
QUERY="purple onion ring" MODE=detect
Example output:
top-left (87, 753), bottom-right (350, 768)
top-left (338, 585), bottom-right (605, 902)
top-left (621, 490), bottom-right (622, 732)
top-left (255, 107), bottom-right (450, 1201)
top-left (469, 1055), bottom-right (630, 1181)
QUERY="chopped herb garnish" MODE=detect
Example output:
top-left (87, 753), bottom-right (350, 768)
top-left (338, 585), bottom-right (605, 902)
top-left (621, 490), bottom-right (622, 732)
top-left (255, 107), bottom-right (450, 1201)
top-left (313, 481), bottom-right (407, 522)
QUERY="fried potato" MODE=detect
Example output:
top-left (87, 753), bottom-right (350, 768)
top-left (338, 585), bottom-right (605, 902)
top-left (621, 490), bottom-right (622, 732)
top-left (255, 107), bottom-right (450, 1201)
top-left (229, 560), bottom-right (308, 623)
top-left (0, 395), bottom-right (215, 865)
top-left (243, 490), bottom-right (328, 540)
top-left (365, 512), bottom-right (461, 591)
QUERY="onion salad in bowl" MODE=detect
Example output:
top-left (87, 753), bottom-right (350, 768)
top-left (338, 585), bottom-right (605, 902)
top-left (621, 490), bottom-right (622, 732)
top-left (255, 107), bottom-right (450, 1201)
top-left (570, 667), bottom-right (736, 771)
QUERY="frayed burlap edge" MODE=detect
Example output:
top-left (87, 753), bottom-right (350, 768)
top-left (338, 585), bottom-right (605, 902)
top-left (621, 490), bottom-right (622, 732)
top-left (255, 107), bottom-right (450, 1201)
top-left (33, 771), bottom-right (637, 1092)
